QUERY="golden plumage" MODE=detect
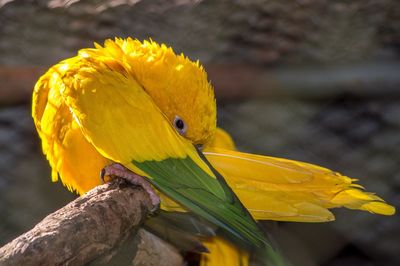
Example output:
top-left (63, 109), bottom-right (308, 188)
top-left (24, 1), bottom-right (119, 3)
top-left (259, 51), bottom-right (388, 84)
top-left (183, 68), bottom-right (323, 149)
top-left (33, 38), bottom-right (395, 266)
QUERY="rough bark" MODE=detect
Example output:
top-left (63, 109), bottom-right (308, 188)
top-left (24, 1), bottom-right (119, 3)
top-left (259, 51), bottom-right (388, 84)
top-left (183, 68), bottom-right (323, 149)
top-left (0, 181), bottom-right (183, 266)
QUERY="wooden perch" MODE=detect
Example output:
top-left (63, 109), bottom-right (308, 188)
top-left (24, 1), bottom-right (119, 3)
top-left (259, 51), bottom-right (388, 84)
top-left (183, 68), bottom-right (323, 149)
top-left (0, 181), bottom-right (183, 266)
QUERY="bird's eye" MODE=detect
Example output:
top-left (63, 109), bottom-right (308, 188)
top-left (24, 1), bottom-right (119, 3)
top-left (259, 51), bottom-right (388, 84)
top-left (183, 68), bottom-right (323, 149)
top-left (173, 115), bottom-right (187, 135)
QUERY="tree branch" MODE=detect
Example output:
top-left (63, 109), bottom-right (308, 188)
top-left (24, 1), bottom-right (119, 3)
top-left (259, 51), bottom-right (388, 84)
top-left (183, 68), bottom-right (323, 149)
top-left (0, 181), bottom-right (183, 265)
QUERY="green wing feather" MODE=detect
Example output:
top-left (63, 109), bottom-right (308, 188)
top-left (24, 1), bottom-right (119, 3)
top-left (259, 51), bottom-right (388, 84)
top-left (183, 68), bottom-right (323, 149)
top-left (133, 154), bottom-right (268, 249)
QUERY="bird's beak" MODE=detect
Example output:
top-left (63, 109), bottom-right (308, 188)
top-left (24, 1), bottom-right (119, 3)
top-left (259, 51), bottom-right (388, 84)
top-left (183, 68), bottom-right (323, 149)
top-left (195, 144), bottom-right (204, 152)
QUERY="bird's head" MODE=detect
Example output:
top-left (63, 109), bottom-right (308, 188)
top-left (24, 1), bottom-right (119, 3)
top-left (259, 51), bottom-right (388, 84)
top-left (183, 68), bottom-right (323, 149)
top-left (97, 38), bottom-right (217, 145)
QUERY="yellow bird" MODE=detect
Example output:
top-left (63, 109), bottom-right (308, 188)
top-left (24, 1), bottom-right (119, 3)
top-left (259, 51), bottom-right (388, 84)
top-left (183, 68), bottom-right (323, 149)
top-left (32, 38), bottom-right (395, 265)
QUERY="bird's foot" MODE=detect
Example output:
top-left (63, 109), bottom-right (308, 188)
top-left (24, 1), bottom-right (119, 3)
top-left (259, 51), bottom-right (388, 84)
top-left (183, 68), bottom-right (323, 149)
top-left (100, 163), bottom-right (160, 213)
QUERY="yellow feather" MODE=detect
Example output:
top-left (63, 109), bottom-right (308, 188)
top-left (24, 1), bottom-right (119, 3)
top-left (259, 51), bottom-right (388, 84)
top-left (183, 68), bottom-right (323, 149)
top-left (33, 61), bottom-right (395, 218)
top-left (200, 236), bottom-right (249, 266)
top-left (32, 61), bottom-right (110, 194)
top-left (204, 127), bottom-right (236, 151)
top-left (33, 38), bottom-right (216, 197)
top-left (60, 53), bottom-right (212, 177)
top-left (80, 38), bottom-right (216, 144)
top-left (32, 38), bottom-right (394, 266)
top-left (204, 147), bottom-right (395, 221)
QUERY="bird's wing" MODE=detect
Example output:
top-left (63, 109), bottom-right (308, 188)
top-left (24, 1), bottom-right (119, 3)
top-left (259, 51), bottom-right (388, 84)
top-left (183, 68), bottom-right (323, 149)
top-left (60, 53), bottom-right (267, 248)
top-left (32, 60), bottom-right (109, 194)
top-left (204, 147), bottom-right (395, 222)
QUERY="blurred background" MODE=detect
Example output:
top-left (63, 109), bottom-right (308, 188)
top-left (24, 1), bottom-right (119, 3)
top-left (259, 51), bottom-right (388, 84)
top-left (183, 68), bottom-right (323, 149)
top-left (0, 0), bottom-right (399, 265)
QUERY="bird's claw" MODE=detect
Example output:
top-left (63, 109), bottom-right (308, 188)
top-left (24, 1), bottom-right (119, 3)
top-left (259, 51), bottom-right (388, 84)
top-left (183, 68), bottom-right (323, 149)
top-left (100, 168), bottom-right (107, 182)
top-left (100, 163), bottom-right (160, 213)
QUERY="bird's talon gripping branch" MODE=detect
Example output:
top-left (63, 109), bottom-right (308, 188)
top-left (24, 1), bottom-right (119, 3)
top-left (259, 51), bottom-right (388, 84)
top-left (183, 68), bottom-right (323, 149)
top-left (100, 163), bottom-right (160, 213)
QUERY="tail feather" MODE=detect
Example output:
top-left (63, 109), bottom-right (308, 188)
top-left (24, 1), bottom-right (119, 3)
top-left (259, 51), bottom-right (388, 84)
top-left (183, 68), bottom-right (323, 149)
top-left (204, 147), bottom-right (395, 222)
